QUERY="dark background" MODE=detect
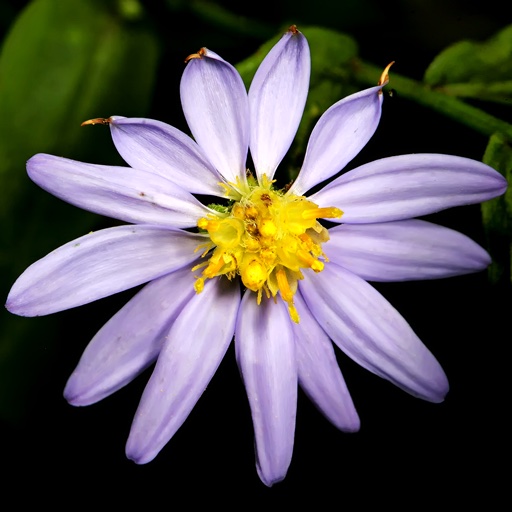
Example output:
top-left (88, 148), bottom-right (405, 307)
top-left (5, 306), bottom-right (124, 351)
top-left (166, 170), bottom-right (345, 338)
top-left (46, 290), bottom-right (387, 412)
top-left (1, 0), bottom-right (509, 506)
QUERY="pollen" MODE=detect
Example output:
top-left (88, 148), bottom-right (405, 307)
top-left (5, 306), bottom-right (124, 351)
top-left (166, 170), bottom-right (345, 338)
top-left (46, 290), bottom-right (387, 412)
top-left (194, 174), bottom-right (342, 322)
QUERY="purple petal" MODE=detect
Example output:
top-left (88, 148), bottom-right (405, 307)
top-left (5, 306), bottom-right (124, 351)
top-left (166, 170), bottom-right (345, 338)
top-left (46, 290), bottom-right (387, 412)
top-left (235, 291), bottom-right (297, 487)
top-left (325, 219), bottom-right (491, 281)
top-left (6, 226), bottom-right (202, 316)
top-left (28, 154), bottom-right (211, 228)
top-left (300, 263), bottom-right (449, 403)
top-left (64, 266), bottom-right (197, 406)
top-left (289, 85), bottom-right (384, 196)
top-left (311, 154), bottom-right (508, 223)
top-left (181, 48), bottom-right (249, 185)
top-left (293, 291), bottom-right (360, 432)
top-left (125, 277), bottom-right (240, 464)
top-left (249, 27), bottom-right (310, 181)
top-left (108, 116), bottom-right (225, 196)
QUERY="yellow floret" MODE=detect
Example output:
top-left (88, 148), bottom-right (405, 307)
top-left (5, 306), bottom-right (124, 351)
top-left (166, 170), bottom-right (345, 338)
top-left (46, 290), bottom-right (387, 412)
top-left (193, 174), bottom-right (342, 322)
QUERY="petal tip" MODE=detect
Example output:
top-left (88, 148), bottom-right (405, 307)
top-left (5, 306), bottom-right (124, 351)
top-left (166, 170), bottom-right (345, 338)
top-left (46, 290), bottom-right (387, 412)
top-left (184, 47), bottom-right (207, 63)
top-left (4, 298), bottom-right (15, 314)
top-left (5, 294), bottom-right (36, 318)
top-left (497, 176), bottom-right (508, 194)
top-left (378, 61), bottom-right (395, 86)
top-left (479, 250), bottom-right (492, 269)
top-left (341, 416), bottom-right (361, 433)
top-left (64, 394), bottom-right (85, 407)
top-left (288, 24), bottom-right (299, 35)
top-left (125, 439), bottom-right (156, 465)
top-left (256, 463), bottom-right (287, 487)
top-left (26, 153), bottom-right (42, 165)
top-left (63, 380), bottom-right (90, 407)
top-left (108, 115), bottom-right (126, 126)
top-left (423, 372), bottom-right (450, 404)
top-left (81, 117), bottom-right (112, 127)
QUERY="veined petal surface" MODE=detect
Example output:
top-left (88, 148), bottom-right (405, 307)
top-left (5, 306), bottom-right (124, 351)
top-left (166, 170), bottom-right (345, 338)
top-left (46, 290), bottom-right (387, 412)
top-left (235, 292), bottom-right (297, 487)
top-left (293, 292), bottom-right (360, 432)
top-left (64, 266), bottom-right (197, 406)
top-left (126, 277), bottom-right (240, 464)
top-left (249, 28), bottom-right (310, 181)
top-left (311, 154), bottom-right (508, 223)
top-left (6, 226), bottom-right (201, 316)
top-left (288, 85), bottom-right (384, 196)
top-left (326, 219), bottom-right (491, 281)
top-left (109, 116), bottom-right (225, 196)
top-left (28, 154), bottom-right (210, 228)
top-left (300, 263), bottom-right (449, 403)
top-left (181, 48), bottom-right (249, 185)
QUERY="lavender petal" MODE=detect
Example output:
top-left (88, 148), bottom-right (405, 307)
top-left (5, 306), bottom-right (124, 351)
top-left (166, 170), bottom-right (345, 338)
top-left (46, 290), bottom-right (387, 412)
top-left (311, 154), bottom-right (508, 223)
top-left (109, 116), bottom-right (225, 196)
top-left (181, 48), bottom-right (249, 185)
top-left (249, 28), bottom-right (310, 181)
top-left (64, 266), bottom-right (197, 406)
top-left (125, 277), bottom-right (240, 464)
top-left (6, 226), bottom-right (201, 316)
top-left (300, 263), bottom-right (449, 403)
top-left (326, 219), bottom-right (491, 281)
top-left (294, 291), bottom-right (360, 432)
top-left (28, 153), bottom-right (211, 228)
top-left (235, 291), bottom-right (297, 487)
top-left (289, 85), bottom-right (384, 196)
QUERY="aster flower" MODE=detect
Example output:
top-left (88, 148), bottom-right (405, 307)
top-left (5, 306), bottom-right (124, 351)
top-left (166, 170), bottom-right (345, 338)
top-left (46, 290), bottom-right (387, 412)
top-left (6, 26), bottom-right (506, 486)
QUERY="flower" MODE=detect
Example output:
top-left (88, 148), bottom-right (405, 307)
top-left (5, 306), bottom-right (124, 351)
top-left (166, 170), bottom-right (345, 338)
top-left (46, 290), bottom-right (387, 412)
top-left (6, 26), bottom-right (507, 486)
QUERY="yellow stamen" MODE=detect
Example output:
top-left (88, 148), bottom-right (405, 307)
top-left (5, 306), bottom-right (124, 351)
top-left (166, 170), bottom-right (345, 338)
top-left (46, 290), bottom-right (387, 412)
top-left (302, 207), bottom-right (343, 220)
top-left (242, 259), bottom-right (267, 291)
top-left (259, 219), bottom-right (277, 237)
top-left (297, 249), bottom-right (324, 272)
top-left (203, 257), bottom-right (225, 279)
top-left (197, 217), bottom-right (218, 231)
top-left (194, 277), bottom-right (205, 294)
top-left (276, 268), bottom-right (293, 303)
top-left (288, 305), bottom-right (300, 324)
top-left (193, 174), bottom-right (338, 322)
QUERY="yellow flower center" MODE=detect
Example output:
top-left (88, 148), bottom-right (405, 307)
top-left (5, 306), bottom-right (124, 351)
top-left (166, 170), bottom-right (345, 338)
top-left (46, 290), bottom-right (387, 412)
top-left (193, 175), bottom-right (342, 322)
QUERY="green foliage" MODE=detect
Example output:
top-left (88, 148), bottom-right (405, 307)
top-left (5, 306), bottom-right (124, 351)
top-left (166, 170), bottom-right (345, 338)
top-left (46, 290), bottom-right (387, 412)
top-left (0, 0), bottom-right (159, 421)
top-left (424, 24), bottom-right (512, 103)
top-left (481, 133), bottom-right (512, 285)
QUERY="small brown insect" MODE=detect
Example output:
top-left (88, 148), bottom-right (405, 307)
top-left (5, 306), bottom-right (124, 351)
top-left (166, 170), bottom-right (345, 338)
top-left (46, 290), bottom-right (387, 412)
top-left (260, 193), bottom-right (272, 206)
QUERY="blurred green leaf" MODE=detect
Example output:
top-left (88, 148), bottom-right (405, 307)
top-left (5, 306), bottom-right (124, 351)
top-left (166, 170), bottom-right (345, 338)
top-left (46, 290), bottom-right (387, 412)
top-left (0, 0), bottom-right (159, 421)
top-left (166, 0), bottom-right (275, 40)
top-left (237, 26), bottom-right (358, 180)
top-left (481, 133), bottom-right (512, 286)
top-left (424, 24), bottom-right (512, 104)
